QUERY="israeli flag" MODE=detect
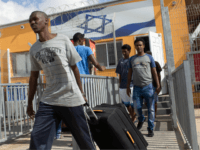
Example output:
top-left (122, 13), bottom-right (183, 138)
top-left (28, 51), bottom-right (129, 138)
top-left (50, 0), bottom-right (156, 40)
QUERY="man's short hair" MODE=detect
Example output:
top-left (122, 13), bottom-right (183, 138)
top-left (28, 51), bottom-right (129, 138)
top-left (121, 44), bottom-right (131, 51)
top-left (73, 32), bottom-right (85, 42)
top-left (146, 51), bottom-right (152, 55)
top-left (134, 38), bottom-right (145, 46)
top-left (30, 11), bottom-right (48, 19)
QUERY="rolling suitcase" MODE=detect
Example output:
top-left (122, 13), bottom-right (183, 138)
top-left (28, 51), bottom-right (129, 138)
top-left (86, 103), bottom-right (148, 150)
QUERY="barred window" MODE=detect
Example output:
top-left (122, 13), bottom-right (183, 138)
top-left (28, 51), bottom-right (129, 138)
top-left (96, 41), bottom-right (123, 68)
top-left (11, 52), bottom-right (31, 77)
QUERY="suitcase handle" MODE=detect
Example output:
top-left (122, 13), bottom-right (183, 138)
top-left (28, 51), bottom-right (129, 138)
top-left (126, 130), bottom-right (138, 148)
top-left (126, 130), bottom-right (135, 144)
top-left (93, 110), bottom-right (104, 113)
top-left (124, 128), bottom-right (137, 147)
top-left (84, 103), bottom-right (98, 120)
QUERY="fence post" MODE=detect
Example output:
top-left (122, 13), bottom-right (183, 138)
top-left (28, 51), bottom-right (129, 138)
top-left (112, 77), bottom-right (116, 104)
top-left (160, 0), bottom-right (177, 129)
top-left (0, 86), bottom-right (7, 141)
top-left (160, 1), bottom-right (175, 70)
top-left (106, 77), bottom-right (113, 104)
top-left (0, 86), bottom-right (3, 139)
top-left (183, 61), bottom-right (198, 150)
top-left (7, 49), bottom-right (11, 83)
top-left (112, 12), bottom-right (118, 66)
top-left (114, 77), bottom-right (120, 104)
top-left (0, 50), bottom-right (1, 84)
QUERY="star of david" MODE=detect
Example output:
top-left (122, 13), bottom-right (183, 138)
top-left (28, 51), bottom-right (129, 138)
top-left (77, 14), bottom-right (112, 34)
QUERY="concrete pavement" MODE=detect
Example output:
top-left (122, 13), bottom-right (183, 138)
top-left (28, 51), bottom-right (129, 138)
top-left (0, 132), bottom-right (73, 150)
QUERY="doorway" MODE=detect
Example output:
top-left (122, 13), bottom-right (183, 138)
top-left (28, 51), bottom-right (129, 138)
top-left (135, 36), bottom-right (150, 53)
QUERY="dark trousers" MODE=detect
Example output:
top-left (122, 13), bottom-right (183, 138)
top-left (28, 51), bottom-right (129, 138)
top-left (30, 102), bottom-right (96, 150)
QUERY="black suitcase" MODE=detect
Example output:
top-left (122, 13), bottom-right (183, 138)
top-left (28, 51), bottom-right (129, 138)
top-left (96, 103), bottom-right (148, 147)
top-left (86, 103), bottom-right (148, 150)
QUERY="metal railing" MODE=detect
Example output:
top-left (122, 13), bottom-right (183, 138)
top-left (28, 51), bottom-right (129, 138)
top-left (0, 83), bottom-right (41, 143)
top-left (38, 74), bottom-right (120, 106)
top-left (171, 61), bottom-right (198, 150)
top-left (187, 51), bottom-right (200, 84)
top-left (0, 75), bottom-right (119, 144)
top-left (80, 75), bottom-right (120, 107)
top-left (187, 51), bottom-right (200, 118)
top-left (190, 37), bottom-right (200, 52)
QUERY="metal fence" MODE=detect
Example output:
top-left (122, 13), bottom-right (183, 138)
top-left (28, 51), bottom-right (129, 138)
top-left (187, 51), bottom-right (200, 118)
top-left (0, 83), bottom-right (41, 143)
top-left (160, 0), bottom-right (200, 148)
top-left (166, 1), bottom-right (200, 118)
top-left (0, 75), bottom-right (119, 144)
top-left (171, 61), bottom-right (198, 149)
top-left (80, 75), bottom-right (120, 107)
top-left (39, 74), bottom-right (120, 106)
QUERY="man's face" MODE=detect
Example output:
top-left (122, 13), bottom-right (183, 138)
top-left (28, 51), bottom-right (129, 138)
top-left (29, 13), bottom-right (48, 33)
top-left (135, 41), bottom-right (145, 53)
top-left (122, 49), bottom-right (130, 58)
top-left (79, 38), bottom-right (85, 45)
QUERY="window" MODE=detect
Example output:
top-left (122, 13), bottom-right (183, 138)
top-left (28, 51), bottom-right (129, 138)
top-left (11, 52), bottom-right (31, 77)
top-left (96, 41), bottom-right (123, 68)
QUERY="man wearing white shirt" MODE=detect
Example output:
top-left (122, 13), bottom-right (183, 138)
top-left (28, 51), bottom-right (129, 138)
top-left (27, 11), bottom-right (95, 150)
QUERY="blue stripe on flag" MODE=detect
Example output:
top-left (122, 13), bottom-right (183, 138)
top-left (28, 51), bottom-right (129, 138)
top-left (50, 8), bottom-right (105, 26)
top-left (89, 19), bottom-right (156, 40)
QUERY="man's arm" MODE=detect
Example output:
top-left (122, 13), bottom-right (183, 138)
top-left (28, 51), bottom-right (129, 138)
top-left (158, 72), bottom-right (161, 86)
top-left (156, 61), bottom-right (162, 88)
top-left (88, 54), bottom-right (106, 71)
top-left (126, 68), bottom-right (133, 97)
top-left (27, 71), bottom-right (39, 119)
top-left (119, 75), bottom-right (121, 88)
top-left (116, 60), bottom-right (121, 87)
top-left (157, 72), bottom-right (162, 94)
top-left (151, 68), bottom-right (161, 93)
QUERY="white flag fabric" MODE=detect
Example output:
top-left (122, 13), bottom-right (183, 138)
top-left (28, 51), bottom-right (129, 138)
top-left (50, 0), bottom-right (156, 40)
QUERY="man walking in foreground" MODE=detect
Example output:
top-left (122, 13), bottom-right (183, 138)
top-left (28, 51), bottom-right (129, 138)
top-left (116, 44), bottom-right (136, 122)
top-left (27, 11), bottom-right (96, 150)
top-left (127, 38), bottom-right (160, 137)
top-left (73, 32), bottom-right (106, 74)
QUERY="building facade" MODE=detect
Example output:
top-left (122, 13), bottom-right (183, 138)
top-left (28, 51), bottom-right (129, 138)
top-left (0, 0), bottom-right (190, 87)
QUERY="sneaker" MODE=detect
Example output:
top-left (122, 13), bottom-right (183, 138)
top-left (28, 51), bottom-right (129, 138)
top-left (55, 133), bottom-right (62, 139)
top-left (148, 129), bottom-right (154, 137)
top-left (137, 118), bottom-right (146, 130)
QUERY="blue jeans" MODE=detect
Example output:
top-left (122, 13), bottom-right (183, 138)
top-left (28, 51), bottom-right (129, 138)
top-left (30, 102), bottom-right (96, 150)
top-left (144, 86), bottom-right (158, 103)
top-left (55, 121), bottom-right (62, 139)
top-left (133, 84), bottom-right (155, 131)
top-left (122, 101), bottom-right (134, 108)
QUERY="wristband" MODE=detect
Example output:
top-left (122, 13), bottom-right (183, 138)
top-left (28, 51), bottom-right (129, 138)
top-left (82, 92), bottom-right (86, 97)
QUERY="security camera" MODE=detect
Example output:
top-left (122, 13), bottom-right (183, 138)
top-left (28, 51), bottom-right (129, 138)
top-left (172, 1), bottom-right (176, 6)
top-left (21, 25), bottom-right (25, 29)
